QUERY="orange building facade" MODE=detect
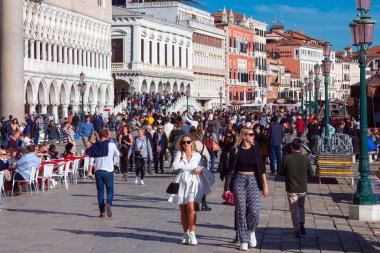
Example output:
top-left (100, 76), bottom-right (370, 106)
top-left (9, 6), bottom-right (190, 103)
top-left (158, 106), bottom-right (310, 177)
top-left (213, 10), bottom-right (257, 107)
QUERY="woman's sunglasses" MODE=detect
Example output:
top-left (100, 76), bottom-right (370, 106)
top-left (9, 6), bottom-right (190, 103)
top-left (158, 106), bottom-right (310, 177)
top-left (226, 135), bottom-right (233, 138)
top-left (181, 140), bottom-right (192, 145)
top-left (246, 133), bottom-right (254, 137)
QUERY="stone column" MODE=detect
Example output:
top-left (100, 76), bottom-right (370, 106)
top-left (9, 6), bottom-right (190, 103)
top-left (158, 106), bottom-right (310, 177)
top-left (30, 40), bottom-right (35, 59)
top-left (0, 0), bottom-right (25, 120)
top-left (63, 46), bottom-right (68, 64)
top-left (36, 41), bottom-right (41, 60)
top-left (98, 102), bottom-right (104, 114)
top-left (52, 103), bottom-right (58, 121)
top-left (58, 45), bottom-right (63, 63)
top-left (90, 103), bottom-right (96, 114)
top-left (40, 101), bottom-right (48, 114)
top-left (28, 101), bottom-right (38, 115)
top-left (73, 49), bottom-right (77, 66)
top-left (61, 103), bottom-right (69, 118)
top-left (72, 103), bottom-right (79, 113)
top-left (53, 44), bottom-right (57, 62)
top-left (132, 25), bottom-right (141, 68)
top-left (68, 48), bottom-right (73, 65)
top-left (47, 43), bottom-right (52, 62)
top-left (42, 42), bottom-right (46, 61)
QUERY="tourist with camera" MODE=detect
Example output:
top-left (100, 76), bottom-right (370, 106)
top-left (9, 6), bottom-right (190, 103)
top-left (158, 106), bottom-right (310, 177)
top-left (128, 127), bottom-right (153, 185)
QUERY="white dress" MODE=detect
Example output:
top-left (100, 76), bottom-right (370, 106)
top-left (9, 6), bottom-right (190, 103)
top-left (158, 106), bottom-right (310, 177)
top-left (172, 151), bottom-right (208, 204)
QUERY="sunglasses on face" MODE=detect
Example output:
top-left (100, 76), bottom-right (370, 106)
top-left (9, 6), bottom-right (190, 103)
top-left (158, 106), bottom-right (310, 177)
top-left (226, 136), bottom-right (233, 138)
top-left (246, 133), bottom-right (254, 137)
top-left (181, 140), bottom-right (192, 145)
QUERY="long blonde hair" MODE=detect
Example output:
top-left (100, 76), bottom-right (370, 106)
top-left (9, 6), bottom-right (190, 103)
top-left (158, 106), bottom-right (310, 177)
top-left (235, 127), bottom-right (253, 147)
top-left (176, 134), bottom-right (196, 153)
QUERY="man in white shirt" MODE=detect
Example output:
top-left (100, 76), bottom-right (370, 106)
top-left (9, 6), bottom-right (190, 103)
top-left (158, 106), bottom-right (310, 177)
top-left (88, 129), bottom-right (120, 218)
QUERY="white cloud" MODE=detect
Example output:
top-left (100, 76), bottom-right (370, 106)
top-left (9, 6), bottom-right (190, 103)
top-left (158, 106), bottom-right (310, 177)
top-left (254, 4), bottom-right (317, 15)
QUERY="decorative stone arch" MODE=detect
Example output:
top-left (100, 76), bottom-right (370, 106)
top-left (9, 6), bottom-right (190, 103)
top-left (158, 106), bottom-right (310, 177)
top-left (105, 87), bottom-right (111, 106)
top-left (114, 79), bottom-right (129, 105)
top-left (141, 80), bottom-right (148, 93)
top-left (147, 80), bottom-right (154, 93)
top-left (173, 82), bottom-right (178, 92)
top-left (165, 82), bottom-right (171, 92)
top-left (59, 81), bottom-right (68, 103)
top-left (157, 82), bottom-right (163, 92)
top-left (25, 78), bottom-right (35, 103)
top-left (180, 83), bottom-right (185, 93)
top-left (48, 80), bottom-right (59, 105)
top-left (186, 83), bottom-right (191, 94)
top-left (37, 79), bottom-right (47, 103)
top-left (97, 87), bottom-right (103, 105)
top-left (88, 84), bottom-right (96, 103)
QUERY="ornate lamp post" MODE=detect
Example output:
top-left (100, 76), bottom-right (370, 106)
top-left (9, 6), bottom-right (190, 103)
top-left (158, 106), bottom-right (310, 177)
top-left (304, 76), bottom-right (309, 114)
top-left (218, 87), bottom-right (223, 111)
top-left (129, 78), bottom-right (134, 114)
top-left (185, 89), bottom-right (191, 112)
top-left (78, 72), bottom-right (87, 122)
top-left (300, 81), bottom-right (304, 112)
top-left (322, 41), bottom-right (332, 137)
top-left (308, 70), bottom-right (314, 116)
top-left (349, 0), bottom-right (377, 206)
top-left (314, 63), bottom-right (322, 116)
top-left (163, 86), bottom-right (169, 116)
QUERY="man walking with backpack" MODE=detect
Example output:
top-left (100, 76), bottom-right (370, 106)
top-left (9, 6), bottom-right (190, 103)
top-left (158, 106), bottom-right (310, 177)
top-left (279, 138), bottom-right (314, 238)
top-left (87, 129), bottom-right (120, 218)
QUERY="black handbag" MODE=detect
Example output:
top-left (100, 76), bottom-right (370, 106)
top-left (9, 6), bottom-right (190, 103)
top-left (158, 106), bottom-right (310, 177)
top-left (166, 182), bottom-right (179, 194)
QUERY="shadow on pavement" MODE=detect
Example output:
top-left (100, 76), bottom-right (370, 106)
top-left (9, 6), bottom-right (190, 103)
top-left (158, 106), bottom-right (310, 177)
top-left (5, 208), bottom-right (96, 218)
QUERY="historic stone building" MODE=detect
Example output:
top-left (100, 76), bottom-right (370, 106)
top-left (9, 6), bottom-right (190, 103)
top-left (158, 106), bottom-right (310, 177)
top-left (2, 0), bottom-right (114, 119)
top-left (117, 0), bottom-right (226, 110)
top-left (111, 6), bottom-right (193, 106)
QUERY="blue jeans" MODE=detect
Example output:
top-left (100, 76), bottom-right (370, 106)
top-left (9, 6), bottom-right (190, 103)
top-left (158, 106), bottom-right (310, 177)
top-left (269, 145), bottom-right (282, 174)
top-left (95, 170), bottom-right (114, 214)
top-left (33, 136), bottom-right (39, 145)
top-left (210, 151), bottom-right (217, 171)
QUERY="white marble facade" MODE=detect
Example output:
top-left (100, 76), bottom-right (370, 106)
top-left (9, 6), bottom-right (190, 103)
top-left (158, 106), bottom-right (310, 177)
top-left (23, 0), bottom-right (114, 118)
top-left (112, 7), bottom-right (193, 105)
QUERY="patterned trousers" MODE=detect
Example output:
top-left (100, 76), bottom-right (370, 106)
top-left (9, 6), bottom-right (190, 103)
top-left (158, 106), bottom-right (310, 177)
top-left (232, 173), bottom-right (261, 243)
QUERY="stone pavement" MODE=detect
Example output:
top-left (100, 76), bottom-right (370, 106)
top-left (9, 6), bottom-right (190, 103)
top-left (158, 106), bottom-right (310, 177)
top-left (1, 164), bottom-right (380, 253)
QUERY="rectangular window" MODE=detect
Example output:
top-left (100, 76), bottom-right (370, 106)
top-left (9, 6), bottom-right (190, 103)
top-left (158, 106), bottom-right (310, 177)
top-left (141, 39), bottom-right (144, 62)
top-left (165, 44), bottom-right (168, 66)
top-left (111, 39), bottom-right (123, 63)
top-left (98, 0), bottom-right (103, 7)
top-left (157, 43), bottom-right (160, 65)
top-left (179, 47), bottom-right (182, 67)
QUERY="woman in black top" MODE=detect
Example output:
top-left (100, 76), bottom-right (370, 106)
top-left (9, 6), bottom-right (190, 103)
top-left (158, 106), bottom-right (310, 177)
top-left (219, 130), bottom-right (236, 183)
top-left (118, 125), bottom-right (133, 181)
top-left (226, 127), bottom-right (269, 251)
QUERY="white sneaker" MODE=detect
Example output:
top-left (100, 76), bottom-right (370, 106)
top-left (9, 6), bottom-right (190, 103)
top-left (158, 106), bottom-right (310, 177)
top-left (249, 231), bottom-right (257, 248)
top-left (240, 242), bottom-right (248, 251)
top-left (181, 232), bottom-right (189, 244)
top-left (188, 231), bottom-right (198, 245)
top-left (140, 180), bottom-right (145, 185)
top-left (134, 177), bottom-right (139, 184)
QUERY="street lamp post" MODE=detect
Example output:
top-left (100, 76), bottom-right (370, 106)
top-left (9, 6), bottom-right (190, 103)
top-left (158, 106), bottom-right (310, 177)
top-left (218, 87), bottom-right (223, 111)
top-left (300, 81), bottom-right (304, 112)
top-left (78, 72), bottom-right (87, 122)
top-left (185, 89), bottom-right (191, 112)
top-left (314, 64), bottom-right (321, 116)
top-left (322, 41), bottom-right (332, 137)
top-left (308, 70), bottom-right (314, 116)
top-left (304, 76), bottom-right (309, 115)
top-left (163, 86), bottom-right (169, 116)
top-left (129, 78), bottom-right (134, 115)
top-left (349, 0), bottom-right (377, 206)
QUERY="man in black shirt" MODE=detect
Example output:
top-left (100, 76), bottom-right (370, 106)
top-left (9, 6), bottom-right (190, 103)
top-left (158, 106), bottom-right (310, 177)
top-left (307, 117), bottom-right (319, 154)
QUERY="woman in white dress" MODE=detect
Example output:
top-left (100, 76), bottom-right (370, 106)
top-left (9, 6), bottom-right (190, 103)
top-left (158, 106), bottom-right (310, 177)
top-left (172, 134), bottom-right (208, 245)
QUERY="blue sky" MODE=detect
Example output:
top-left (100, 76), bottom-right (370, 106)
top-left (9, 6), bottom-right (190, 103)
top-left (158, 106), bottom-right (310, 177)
top-left (198, 0), bottom-right (380, 51)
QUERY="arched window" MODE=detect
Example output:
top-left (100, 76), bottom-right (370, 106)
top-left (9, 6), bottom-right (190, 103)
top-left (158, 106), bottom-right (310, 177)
top-left (98, 0), bottom-right (104, 7)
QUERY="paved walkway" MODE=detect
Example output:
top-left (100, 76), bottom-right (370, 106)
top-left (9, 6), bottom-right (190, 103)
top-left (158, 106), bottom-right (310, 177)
top-left (1, 164), bottom-right (380, 253)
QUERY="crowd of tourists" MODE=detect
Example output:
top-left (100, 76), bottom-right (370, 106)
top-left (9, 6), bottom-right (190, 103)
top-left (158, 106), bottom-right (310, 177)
top-left (1, 102), bottom-right (379, 251)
